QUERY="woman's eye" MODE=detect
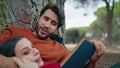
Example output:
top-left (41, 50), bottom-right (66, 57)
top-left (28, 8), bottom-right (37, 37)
top-left (23, 51), bottom-right (29, 55)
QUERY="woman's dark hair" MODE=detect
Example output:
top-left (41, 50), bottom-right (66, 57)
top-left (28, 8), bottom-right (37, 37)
top-left (40, 4), bottom-right (62, 28)
top-left (0, 36), bottom-right (24, 57)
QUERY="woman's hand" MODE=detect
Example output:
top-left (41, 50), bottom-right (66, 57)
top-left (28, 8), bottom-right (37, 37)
top-left (13, 57), bottom-right (39, 68)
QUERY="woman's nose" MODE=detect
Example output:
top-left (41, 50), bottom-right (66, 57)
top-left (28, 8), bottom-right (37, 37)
top-left (33, 49), bottom-right (39, 56)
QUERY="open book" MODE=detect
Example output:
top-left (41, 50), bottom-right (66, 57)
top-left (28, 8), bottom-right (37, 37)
top-left (61, 38), bottom-right (95, 68)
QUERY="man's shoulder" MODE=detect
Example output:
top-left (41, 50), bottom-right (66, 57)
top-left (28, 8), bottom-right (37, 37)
top-left (49, 38), bottom-right (65, 47)
top-left (1, 26), bottom-right (16, 32)
top-left (50, 34), bottom-right (64, 45)
top-left (3, 26), bottom-right (19, 30)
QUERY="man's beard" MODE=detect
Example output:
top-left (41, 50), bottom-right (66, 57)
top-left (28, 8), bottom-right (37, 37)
top-left (34, 24), bottom-right (52, 40)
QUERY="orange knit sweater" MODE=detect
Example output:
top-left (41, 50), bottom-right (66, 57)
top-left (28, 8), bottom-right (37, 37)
top-left (0, 27), bottom-right (69, 65)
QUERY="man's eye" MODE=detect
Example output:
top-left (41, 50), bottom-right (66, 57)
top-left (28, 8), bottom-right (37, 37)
top-left (44, 16), bottom-right (49, 21)
top-left (51, 21), bottom-right (58, 26)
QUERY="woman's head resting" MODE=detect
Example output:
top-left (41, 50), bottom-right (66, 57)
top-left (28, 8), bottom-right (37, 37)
top-left (0, 36), bottom-right (44, 67)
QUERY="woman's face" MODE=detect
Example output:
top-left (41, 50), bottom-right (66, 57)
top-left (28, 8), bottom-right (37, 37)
top-left (14, 38), bottom-right (44, 67)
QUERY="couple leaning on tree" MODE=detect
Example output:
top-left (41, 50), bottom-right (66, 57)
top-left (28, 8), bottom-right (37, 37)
top-left (0, 3), bottom-right (106, 68)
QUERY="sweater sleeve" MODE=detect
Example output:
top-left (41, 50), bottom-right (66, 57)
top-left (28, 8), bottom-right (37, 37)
top-left (0, 27), bottom-right (17, 43)
top-left (0, 27), bottom-right (12, 43)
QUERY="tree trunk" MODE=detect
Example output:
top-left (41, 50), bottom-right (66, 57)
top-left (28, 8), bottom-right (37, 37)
top-left (106, 10), bottom-right (113, 45)
top-left (103, 0), bottom-right (114, 45)
top-left (0, 0), bottom-right (66, 39)
top-left (56, 0), bottom-right (66, 43)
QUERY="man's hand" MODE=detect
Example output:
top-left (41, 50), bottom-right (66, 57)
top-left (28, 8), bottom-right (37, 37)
top-left (88, 38), bottom-right (106, 68)
top-left (13, 57), bottom-right (39, 68)
top-left (90, 38), bottom-right (106, 62)
top-left (0, 54), bottom-right (18, 68)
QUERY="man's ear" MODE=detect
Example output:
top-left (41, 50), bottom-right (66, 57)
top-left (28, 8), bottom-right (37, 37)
top-left (32, 16), bottom-right (40, 30)
top-left (37, 16), bottom-right (40, 22)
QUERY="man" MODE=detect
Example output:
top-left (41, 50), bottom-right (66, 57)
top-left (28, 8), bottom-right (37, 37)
top-left (0, 4), bottom-right (106, 68)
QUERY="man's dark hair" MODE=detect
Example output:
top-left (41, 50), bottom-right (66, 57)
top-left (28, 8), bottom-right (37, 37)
top-left (0, 36), bottom-right (24, 57)
top-left (40, 4), bottom-right (63, 28)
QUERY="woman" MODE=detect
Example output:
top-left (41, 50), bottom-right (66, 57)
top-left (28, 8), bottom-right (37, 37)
top-left (0, 36), bottom-right (60, 68)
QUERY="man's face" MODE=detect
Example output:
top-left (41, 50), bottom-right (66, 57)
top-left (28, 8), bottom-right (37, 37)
top-left (35, 9), bottom-right (59, 39)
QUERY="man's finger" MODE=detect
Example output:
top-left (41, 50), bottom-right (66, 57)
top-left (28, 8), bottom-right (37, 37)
top-left (13, 57), bottom-right (23, 66)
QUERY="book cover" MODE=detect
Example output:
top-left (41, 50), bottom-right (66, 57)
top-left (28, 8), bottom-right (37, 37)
top-left (61, 38), bottom-right (95, 68)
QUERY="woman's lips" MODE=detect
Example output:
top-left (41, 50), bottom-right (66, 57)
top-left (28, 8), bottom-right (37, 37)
top-left (35, 57), bottom-right (42, 63)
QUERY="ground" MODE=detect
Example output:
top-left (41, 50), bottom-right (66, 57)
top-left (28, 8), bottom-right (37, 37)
top-left (65, 44), bottom-right (120, 68)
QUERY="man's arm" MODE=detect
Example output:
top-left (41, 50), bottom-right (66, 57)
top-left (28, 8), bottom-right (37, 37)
top-left (0, 27), bottom-right (12, 43)
top-left (88, 38), bottom-right (106, 68)
top-left (13, 57), bottom-right (39, 68)
top-left (0, 54), bottom-right (18, 68)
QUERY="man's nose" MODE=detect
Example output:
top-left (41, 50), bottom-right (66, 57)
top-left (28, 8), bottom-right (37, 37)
top-left (45, 21), bottom-right (51, 27)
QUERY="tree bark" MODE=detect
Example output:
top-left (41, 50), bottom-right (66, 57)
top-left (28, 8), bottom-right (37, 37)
top-left (103, 0), bottom-right (114, 45)
top-left (0, 0), bottom-right (66, 39)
